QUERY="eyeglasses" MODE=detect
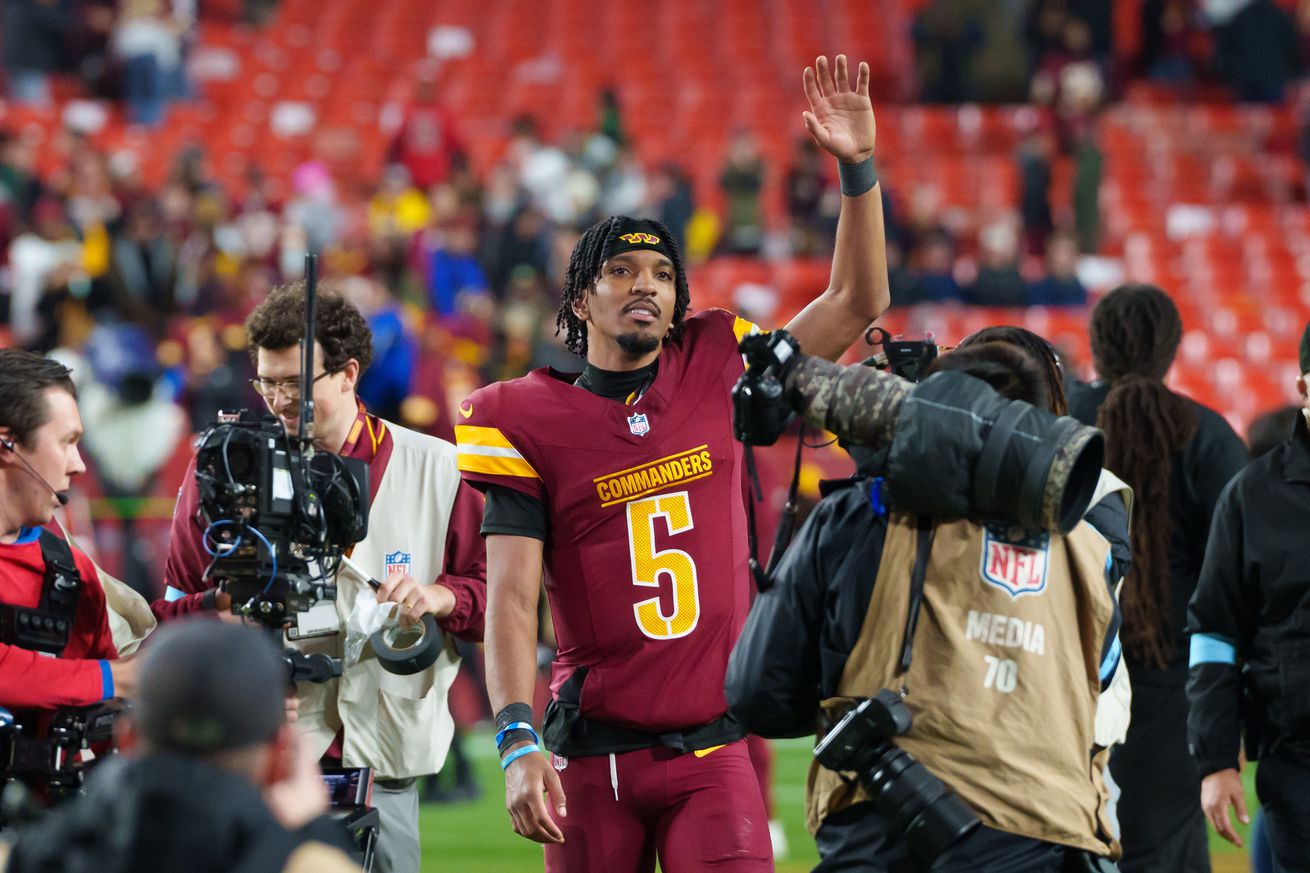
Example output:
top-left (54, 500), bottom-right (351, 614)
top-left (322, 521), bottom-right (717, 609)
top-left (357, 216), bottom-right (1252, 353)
top-left (250, 370), bottom-right (336, 400)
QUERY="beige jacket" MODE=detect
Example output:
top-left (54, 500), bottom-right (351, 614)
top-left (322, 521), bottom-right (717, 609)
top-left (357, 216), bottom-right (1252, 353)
top-left (290, 422), bottom-right (464, 780)
top-left (808, 513), bottom-right (1119, 857)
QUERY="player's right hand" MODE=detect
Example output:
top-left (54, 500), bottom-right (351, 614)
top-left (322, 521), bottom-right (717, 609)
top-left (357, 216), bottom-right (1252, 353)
top-left (503, 743), bottom-right (567, 844)
top-left (1201, 767), bottom-right (1249, 847)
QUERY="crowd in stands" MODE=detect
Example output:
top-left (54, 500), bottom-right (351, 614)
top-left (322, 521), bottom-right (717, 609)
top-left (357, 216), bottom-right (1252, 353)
top-left (2, 0), bottom-right (1309, 594)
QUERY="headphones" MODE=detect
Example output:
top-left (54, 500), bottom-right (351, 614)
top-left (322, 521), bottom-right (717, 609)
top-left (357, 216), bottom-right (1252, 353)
top-left (0, 437), bottom-right (13, 452)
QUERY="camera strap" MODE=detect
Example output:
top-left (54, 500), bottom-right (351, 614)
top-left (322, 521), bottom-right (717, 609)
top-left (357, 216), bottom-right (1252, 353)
top-left (743, 429), bottom-right (807, 593)
top-left (742, 445), bottom-right (771, 593)
top-left (765, 432), bottom-right (805, 577)
top-left (897, 516), bottom-right (935, 675)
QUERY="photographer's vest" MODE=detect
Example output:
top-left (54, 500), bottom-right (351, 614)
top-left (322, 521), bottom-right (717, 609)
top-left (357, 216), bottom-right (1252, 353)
top-left (289, 421), bottom-right (463, 780)
top-left (807, 514), bottom-right (1117, 857)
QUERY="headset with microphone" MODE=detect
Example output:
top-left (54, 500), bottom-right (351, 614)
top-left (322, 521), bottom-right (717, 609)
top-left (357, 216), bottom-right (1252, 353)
top-left (0, 436), bottom-right (70, 506)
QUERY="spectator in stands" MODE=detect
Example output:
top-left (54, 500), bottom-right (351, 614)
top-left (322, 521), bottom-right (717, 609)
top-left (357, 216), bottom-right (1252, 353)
top-left (0, 132), bottom-right (44, 223)
top-left (483, 204), bottom-right (551, 297)
top-left (2, 0), bottom-right (72, 106)
top-left (967, 221), bottom-right (1027, 307)
top-left (910, 230), bottom-right (963, 303)
top-left (423, 212), bottom-right (490, 318)
top-left (368, 165), bottom-right (431, 240)
top-left (508, 116), bottom-right (576, 225)
top-left (785, 138), bottom-right (838, 257)
top-left (109, 198), bottom-right (177, 339)
top-left (7, 198), bottom-right (84, 350)
top-left (1213, 0), bottom-right (1300, 103)
top-left (912, 0), bottom-right (984, 103)
top-left (1028, 232), bottom-right (1087, 306)
top-left (179, 319), bottom-right (255, 433)
top-left (596, 87), bottom-right (626, 147)
top-left (719, 130), bottom-right (766, 255)
top-left (645, 163), bottom-right (694, 255)
top-left (388, 71), bottom-right (467, 191)
top-left (341, 275), bottom-right (416, 424)
top-left (1017, 121), bottom-right (1054, 256)
top-left (112, 0), bottom-right (185, 127)
top-left (1141, 0), bottom-right (1204, 83)
top-left (598, 146), bottom-right (647, 218)
top-left (1070, 284), bottom-right (1247, 873)
top-left (285, 160), bottom-right (344, 255)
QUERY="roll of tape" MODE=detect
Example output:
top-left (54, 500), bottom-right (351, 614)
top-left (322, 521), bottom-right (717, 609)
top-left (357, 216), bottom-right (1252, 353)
top-left (370, 613), bottom-right (443, 676)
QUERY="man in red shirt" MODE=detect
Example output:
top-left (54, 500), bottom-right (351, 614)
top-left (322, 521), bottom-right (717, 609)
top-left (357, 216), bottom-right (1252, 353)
top-left (159, 285), bottom-right (486, 873)
top-left (0, 349), bottom-right (135, 712)
top-left (458, 55), bottom-right (889, 872)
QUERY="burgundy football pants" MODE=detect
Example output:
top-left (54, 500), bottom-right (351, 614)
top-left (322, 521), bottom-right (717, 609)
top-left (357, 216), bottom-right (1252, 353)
top-left (543, 739), bottom-right (774, 873)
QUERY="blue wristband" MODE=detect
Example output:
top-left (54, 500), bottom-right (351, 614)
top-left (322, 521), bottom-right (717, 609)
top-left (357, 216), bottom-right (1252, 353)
top-left (495, 721), bottom-right (538, 748)
top-left (500, 743), bottom-right (541, 771)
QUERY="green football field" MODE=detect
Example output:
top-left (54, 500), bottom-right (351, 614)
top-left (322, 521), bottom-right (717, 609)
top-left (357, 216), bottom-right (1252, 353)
top-left (417, 733), bottom-right (1257, 873)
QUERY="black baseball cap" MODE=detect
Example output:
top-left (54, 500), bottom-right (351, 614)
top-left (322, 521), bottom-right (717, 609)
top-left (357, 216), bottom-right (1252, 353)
top-left (135, 621), bottom-right (286, 753)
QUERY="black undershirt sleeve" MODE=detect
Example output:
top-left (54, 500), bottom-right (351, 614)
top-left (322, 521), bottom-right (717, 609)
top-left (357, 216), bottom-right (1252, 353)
top-left (481, 484), bottom-right (548, 540)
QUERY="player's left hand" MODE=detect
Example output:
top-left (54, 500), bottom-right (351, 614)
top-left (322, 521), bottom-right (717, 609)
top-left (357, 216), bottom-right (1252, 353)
top-left (802, 54), bottom-right (876, 165)
top-left (377, 573), bottom-right (457, 625)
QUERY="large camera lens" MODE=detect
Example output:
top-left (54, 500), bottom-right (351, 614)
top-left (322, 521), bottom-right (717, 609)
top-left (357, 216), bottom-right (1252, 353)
top-left (815, 693), bottom-right (980, 868)
top-left (864, 742), bottom-right (981, 866)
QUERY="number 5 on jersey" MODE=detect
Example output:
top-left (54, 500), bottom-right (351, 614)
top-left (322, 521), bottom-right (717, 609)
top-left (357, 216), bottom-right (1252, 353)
top-left (626, 491), bottom-right (700, 639)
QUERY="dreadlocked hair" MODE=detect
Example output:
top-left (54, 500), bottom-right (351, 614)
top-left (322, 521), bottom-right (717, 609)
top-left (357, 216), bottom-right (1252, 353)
top-left (1090, 284), bottom-right (1196, 670)
top-left (554, 216), bottom-right (692, 357)
top-left (955, 325), bottom-right (1068, 415)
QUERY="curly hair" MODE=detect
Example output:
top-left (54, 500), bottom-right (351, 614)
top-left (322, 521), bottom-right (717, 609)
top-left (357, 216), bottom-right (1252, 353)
top-left (554, 216), bottom-right (692, 357)
top-left (1090, 284), bottom-right (1196, 670)
top-left (244, 281), bottom-right (374, 375)
top-left (955, 325), bottom-right (1068, 415)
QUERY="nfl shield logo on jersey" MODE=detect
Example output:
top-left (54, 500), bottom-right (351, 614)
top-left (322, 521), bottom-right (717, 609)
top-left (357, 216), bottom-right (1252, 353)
top-left (979, 524), bottom-right (1049, 599)
top-left (385, 550), bottom-right (412, 578)
top-left (627, 412), bottom-right (651, 436)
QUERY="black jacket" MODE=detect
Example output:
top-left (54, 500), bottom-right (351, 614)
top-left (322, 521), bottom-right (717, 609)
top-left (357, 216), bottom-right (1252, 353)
top-left (725, 477), bottom-right (1131, 740)
top-left (1187, 412), bottom-right (1310, 776)
top-left (6, 754), bottom-right (356, 873)
top-left (1069, 382), bottom-right (1248, 683)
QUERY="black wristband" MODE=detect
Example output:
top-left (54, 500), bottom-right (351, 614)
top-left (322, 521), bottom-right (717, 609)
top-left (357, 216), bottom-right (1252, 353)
top-left (494, 702), bottom-right (534, 732)
top-left (497, 728), bottom-right (537, 753)
top-left (838, 156), bottom-right (878, 197)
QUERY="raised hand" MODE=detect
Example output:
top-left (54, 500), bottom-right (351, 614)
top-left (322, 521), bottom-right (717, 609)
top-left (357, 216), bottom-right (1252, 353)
top-left (802, 54), bottom-right (876, 165)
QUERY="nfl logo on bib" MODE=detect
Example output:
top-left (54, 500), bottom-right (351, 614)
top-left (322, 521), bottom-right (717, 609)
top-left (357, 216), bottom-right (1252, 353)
top-left (627, 412), bottom-right (650, 436)
top-left (385, 550), bottom-right (412, 577)
top-left (979, 524), bottom-right (1049, 599)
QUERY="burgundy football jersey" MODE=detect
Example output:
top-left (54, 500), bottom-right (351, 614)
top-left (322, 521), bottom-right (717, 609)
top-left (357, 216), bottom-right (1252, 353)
top-left (458, 309), bottom-right (759, 732)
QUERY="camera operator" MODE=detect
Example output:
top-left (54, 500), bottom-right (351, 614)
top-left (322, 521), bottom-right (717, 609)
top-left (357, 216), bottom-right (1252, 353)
top-left (0, 348), bottom-right (137, 723)
top-left (2, 620), bottom-right (362, 873)
top-left (726, 330), bottom-right (1132, 872)
top-left (156, 284), bottom-right (487, 873)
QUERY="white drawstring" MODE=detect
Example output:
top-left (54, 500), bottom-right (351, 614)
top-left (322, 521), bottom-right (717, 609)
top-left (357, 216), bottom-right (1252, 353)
top-left (609, 753), bottom-right (619, 802)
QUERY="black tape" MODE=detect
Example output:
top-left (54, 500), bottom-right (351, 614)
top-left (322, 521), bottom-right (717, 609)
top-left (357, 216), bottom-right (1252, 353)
top-left (370, 613), bottom-right (443, 676)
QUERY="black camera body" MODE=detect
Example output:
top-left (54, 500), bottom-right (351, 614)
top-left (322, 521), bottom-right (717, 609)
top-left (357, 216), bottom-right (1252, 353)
top-left (732, 330), bottom-right (801, 446)
top-left (815, 690), bottom-right (980, 867)
top-left (193, 411), bottom-right (369, 627)
top-left (0, 701), bottom-right (125, 806)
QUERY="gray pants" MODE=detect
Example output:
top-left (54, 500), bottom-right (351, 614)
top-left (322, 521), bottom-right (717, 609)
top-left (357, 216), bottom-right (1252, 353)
top-left (372, 777), bottom-right (420, 873)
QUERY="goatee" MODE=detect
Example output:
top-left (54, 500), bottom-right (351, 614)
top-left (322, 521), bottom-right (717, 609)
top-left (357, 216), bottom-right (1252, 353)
top-left (616, 332), bottom-right (660, 357)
